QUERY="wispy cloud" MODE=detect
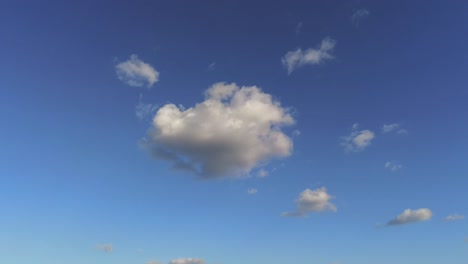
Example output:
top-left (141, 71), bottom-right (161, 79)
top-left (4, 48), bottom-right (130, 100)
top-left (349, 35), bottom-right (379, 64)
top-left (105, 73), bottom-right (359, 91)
top-left (147, 260), bottom-right (162, 264)
top-left (444, 214), bottom-right (464, 221)
top-left (208, 62), bottom-right (216, 71)
top-left (282, 187), bottom-right (336, 217)
top-left (382, 123), bottom-right (408, 135)
top-left (385, 161), bottom-right (403, 171)
top-left (116, 54), bottom-right (159, 87)
top-left (136, 94), bottom-right (157, 120)
top-left (295, 22), bottom-right (303, 34)
top-left (351, 9), bottom-right (370, 26)
top-left (281, 37), bottom-right (336, 74)
top-left (248, 188), bottom-right (258, 195)
top-left (257, 169), bottom-right (269, 178)
top-left (169, 258), bottom-right (205, 264)
top-left (96, 243), bottom-right (113, 253)
top-left (141, 82), bottom-right (294, 178)
top-left (341, 124), bottom-right (375, 152)
top-left (386, 208), bottom-right (432, 226)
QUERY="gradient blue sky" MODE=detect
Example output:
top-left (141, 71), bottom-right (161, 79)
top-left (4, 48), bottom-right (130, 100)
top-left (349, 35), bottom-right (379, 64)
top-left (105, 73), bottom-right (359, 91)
top-left (1, 1), bottom-right (467, 264)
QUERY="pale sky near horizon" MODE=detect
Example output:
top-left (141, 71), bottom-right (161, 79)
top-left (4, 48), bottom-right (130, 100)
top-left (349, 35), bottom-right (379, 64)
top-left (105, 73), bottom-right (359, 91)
top-left (1, 1), bottom-right (467, 264)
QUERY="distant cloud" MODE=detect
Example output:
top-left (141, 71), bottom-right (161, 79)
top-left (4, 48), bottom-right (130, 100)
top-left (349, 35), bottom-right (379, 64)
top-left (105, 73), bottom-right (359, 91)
top-left (385, 161), bottom-right (403, 171)
top-left (282, 187), bottom-right (337, 217)
top-left (381, 123), bottom-right (400, 133)
top-left (445, 214), bottom-right (464, 221)
top-left (147, 260), bottom-right (162, 264)
top-left (386, 208), bottom-right (432, 226)
top-left (141, 82), bottom-right (294, 178)
top-left (341, 124), bottom-right (375, 152)
top-left (295, 22), bottom-right (303, 34)
top-left (136, 94), bottom-right (157, 120)
top-left (96, 243), bottom-right (113, 253)
top-left (248, 188), bottom-right (258, 195)
top-left (292, 129), bottom-right (301, 136)
top-left (169, 258), bottom-right (205, 264)
top-left (257, 169), bottom-right (269, 178)
top-left (116, 54), bottom-right (159, 87)
top-left (351, 9), bottom-right (370, 26)
top-left (282, 37), bottom-right (336, 74)
top-left (396, 129), bottom-right (408, 135)
top-left (208, 62), bottom-right (216, 71)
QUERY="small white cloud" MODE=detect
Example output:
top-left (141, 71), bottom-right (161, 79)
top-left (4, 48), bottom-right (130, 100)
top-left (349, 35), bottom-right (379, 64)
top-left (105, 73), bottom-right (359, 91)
top-left (169, 258), bottom-right (205, 264)
top-left (445, 214), bottom-right (464, 221)
top-left (147, 260), bottom-right (162, 264)
top-left (116, 54), bottom-right (159, 87)
top-left (382, 123), bottom-right (400, 133)
top-left (208, 62), bottom-right (216, 71)
top-left (257, 169), bottom-right (269, 178)
top-left (292, 129), bottom-right (301, 136)
top-left (351, 9), bottom-right (370, 26)
top-left (96, 243), bottom-right (113, 253)
top-left (385, 161), bottom-right (403, 171)
top-left (141, 82), bottom-right (294, 178)
top-left (248, 188), bottom-right (258, 195)
top-left (341, 125), bottom-right (375, 152)
top-left (282, 187), bottom-right (336, 217)
top-left (386, 208), bottom-right (432, 226)
top-left (282, 37), bottom-right (336, 74)
top-left (352, 123), bottom-right (359, 130)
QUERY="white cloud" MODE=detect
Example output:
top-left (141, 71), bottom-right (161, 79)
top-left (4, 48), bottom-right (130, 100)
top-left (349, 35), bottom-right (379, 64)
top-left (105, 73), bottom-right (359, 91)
top-left (116, 54), bottom-right (159, 87)
top-left (385, 161), bottom-right (403, 171)
top-left (169, 258), bottom-right (205, 264)
top-left (341, 125), bottom-right (375, 152)
top-left (387, 208), bottom-right (432, 226)
top-left (397, 129), bottom-right (408, 135)
top-left (382, 123), bottom-right (400, 133)
top-left (147, 260), bottom-right (162, 264)
top-left (351, 9), bottom-right (370, 26)
top-left (281, 37), bottom-right (336, 74)
top-left (292, 129), bottom-right (301, 136)
top-left (141, 82), bottom-right (294, 178)
top-left (282, 187), bottom-right (337, 217)
top-left (96, 243), bottom-right (113, 253)
top-left (257, 169), bottom-right (269, 178)
top-left (136, 94), bottom-right (158, 120)
top-left (248, 188), bottom-right (258, 195)
top-left (444, 214), bottom-right (464, 221)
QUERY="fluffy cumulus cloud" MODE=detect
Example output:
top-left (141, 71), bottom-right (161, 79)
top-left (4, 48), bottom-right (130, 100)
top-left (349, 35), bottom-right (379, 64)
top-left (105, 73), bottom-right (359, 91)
top-left (282, 187), bottom-right (337, 217)
top-left (351, 9), bottom-right (370, 26)
top-left (96, 243), bottom-right (113, 253)
top-left (445, 214), bottom-right (464, 221)
top-left (116, 54), bottom-right (159, 87)
top-left (169, 258), bottom-right (205, 264)
top-left (141, 82), bottom-right (294, 178)
top-left (387, 208), bottom-right (432, 226)
top-left (385, 161), bottom-right (403, 171)
top-left (281, 37), bottom-right (336, 74)
top-left (341, 124), bottom-right (375, 152)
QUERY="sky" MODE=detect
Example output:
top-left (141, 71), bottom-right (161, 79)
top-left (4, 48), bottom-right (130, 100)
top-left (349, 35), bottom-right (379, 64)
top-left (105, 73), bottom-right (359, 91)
top-left (0, 1), bottom-right (467, 264)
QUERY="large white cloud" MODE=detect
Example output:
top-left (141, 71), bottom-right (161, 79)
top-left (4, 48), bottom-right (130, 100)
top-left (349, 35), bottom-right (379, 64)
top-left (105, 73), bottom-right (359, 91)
top-left (387, 208), bottom-right (432, 226)
top-left (281, 37), bottom-right (336, 74)
top-left (341, 124), bottom-right (375, 152)
top-left (142, 82), bottom-right (295, 178)
top-left (169, 258), bottom-right (205, 264)
top-left (282, 187), bottom-right (337, 217)
top-left (116, 54), bottom-right (159, 87)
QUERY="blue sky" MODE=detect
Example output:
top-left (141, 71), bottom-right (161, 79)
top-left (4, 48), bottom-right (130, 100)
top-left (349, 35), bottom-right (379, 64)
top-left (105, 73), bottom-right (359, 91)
top-left (1, 1), bottom-right (467, 263)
